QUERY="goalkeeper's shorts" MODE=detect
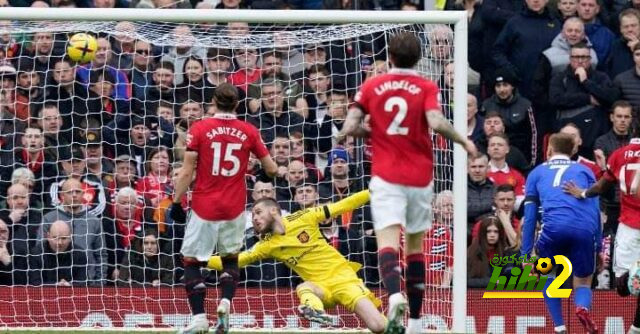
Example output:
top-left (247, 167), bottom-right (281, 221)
top-left (314, 277), bottom-right (381, 312)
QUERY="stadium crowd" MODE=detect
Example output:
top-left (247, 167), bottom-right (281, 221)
top-left (0, 0), bottom-right (635, 293)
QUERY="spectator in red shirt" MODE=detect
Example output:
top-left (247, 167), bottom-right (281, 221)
top-left (424, 190), bottom-right (453, 287)
top-left (136, 147), bottom-right (172, 208)
top-left (487, 133), bottom-right (526, 209)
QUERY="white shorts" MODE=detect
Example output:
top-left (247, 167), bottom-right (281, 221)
top-left (369, 176), bottom-right (433, 234)
top-left (180, 211), bottom-right (245, 262)
top-left (614, 223), bottom-right (640, 277)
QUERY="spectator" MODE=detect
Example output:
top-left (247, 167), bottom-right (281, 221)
top-left (467, 215), bottom-right (516, 288)
top-left (103, 186), bottom-right (144, 283)
top-left (160, 25), bottom-right (207, 86)
top-left (248, 50), bottom-right (302, 115)
top-left (486, 133), bottom-right (526, 208)
top-left (248, 79), bottom-right (305, 144)
top-left (136, 147), bottom-right (173, 208)
top-left (104, 154), bottom-right (138, 214)
top-left (424, 190), bottom-right (454, 288)
top-left (49, 147), bottom-right (107, 217)
top-left (557, 0), bottom-right (578, 19)
top-left (594, 101), bottom-right (632, 235)
top-left (300, 64), bottom-right (331, 122)
top-left (144, 61), bottom-right (176, 112)
top-left (291, 43), bottom-right (328, 82)
top-left (468, 94), bottom-right (484, 143)
top-left (0, 183), bottom-right (41, 258)
top-left (319, 147), bottom-right (363, 229)
top-left (206, 48), bottom-right (232, 87)
top-left (84, 70), bottom-right (131, 127)
top-left (0, 219), bottom-right (12, 285)
top-left (175, 56), bottom-right (214, 104)
top-left (549, 42), bottom-right (619, 159)
top-left (606, 9), bottom-right (640, 78)
top-left (577, 0), bottom-right (615, 68)
top-left (29, 220), bottom-right (88, 286)
top-left (276, 159), bottom-right (307, 208)
top-left (614, 44), bottom-right (640, 110)
top-left (174, 101), bottom-right (204, 162)
top-left (229, 47), bottom-right (262, 92)
top-left (81, 130), bottom-right (114, 177)
top-left (532, 17), bottom-right (597, 138)
top-left (418, 25), bottom-right (481, 88)
top-left (29, 31), bottom-right (64, 76)
top-left (76, 37), bottom-right (131, 101)
top-left (0, 125), bottom-right (60, 205)
top-left (37, 104), bottom-right (71, 171)
top-left (468, 154), bottom-right (495, 226)
top-left (480, 0), bottom-right (522, 88)
top-left (10, 168), bottom-right (41, 210)
top-left (130, 39), bottom-right (155, 103)
top-left (15, 59), bottom-right (44, 123)
top-left (492, 0), bottom-right (561, 98)
top-left (471, 184), bottom-right (519, 248)
top-left (482, 69), bottom-right (537, 166)
top-left (477, 112), bottom-right (530, 173)
top-left (110, 22), bottom-right (136, 74)
top-left (39, 178), bottom-right (106, 285)
top-left (117, 228), bottom-right (174, 286)
top-left (110, 115), bottom-right (154, 176)
top-left (44, 57), bottom-right (89, 136)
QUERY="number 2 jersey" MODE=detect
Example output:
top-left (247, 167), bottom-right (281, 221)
top-left (353, 68), bottom-right (440, 187)
top-left (186, 114), bottom-right (270, 221)
top-left (603, 138), bottom-right (640, 229)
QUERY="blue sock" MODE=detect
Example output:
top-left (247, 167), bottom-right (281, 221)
top-left (574, 285), bottom-right (592, 310)
top-left (544, 276), bottom-right (564, 327)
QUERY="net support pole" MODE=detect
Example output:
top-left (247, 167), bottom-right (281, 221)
top-left (452, 14), bottom-right (469, 334)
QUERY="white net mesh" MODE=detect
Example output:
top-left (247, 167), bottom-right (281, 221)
top-left (0, 19), bottom-right (456, 331)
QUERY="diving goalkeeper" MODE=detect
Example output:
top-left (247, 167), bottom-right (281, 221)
top-left (207, 190), bottom-right (394, 334)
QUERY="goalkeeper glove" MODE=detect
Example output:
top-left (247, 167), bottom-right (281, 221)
top-left (170, 202), bottom-right (187, 224)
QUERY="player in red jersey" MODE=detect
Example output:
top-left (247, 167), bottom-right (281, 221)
top-left (337, 32), bottom-right (477, 334)
top-left (172, 83), bottom-right (277, 334)
top-left (564, 126), bottom-right (640, 334)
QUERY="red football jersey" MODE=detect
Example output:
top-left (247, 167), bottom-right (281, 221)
top-left (354, 68), bottom-right (439, 187)
top-left (187, 114), bottom-right (270, 221)
top-left (603, 138), bottom-right (640, 229)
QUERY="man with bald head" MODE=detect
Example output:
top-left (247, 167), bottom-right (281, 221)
top-left (38, 178), bottom-right (105, 284)
top-left (0, 183), bottom-right (42, 285)
top-left (30, 220), bottom-right (88, 286)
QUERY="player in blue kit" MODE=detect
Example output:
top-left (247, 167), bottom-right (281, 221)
top-left (520, 133), bottom-right (601, 334)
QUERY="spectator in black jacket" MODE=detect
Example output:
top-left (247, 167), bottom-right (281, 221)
top-left (0, 219), bottom-right (11, 285)
top-left (482, 69), bottom-right (537, 166)
top-left (549, 42), bottom-right (620, 159)
top-left (606, 8), bottom-right (640, 78)
top-left (594, 101), bottom-right (633, 235)
top-left (492, 0), bottom-right (561, 98)
top-left (477, 112), bottom-right (530, 173)
top-left (467, 154), bottom-right (496, 234)
top-left (614, 43), bottom-right (640, 111)
top-left (29, 220), bottom-right (88, 286)
top-left (481, 0), bottom-right (523, 87)
top-left (117, 228), bottom-right (174, 286)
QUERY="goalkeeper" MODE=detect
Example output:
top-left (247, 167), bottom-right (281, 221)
top-left (207, 189), bottom-right (394, 334)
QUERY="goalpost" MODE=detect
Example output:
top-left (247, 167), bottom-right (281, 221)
top-left (0, 8), bottom-right (467, 333)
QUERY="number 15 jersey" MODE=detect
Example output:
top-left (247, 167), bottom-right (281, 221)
top-left (603, 138), bottom-right (640, 229)
top-left (353, 68), bottom-right (440, 187)
top-left (186, 114), bottom-right (270, 221)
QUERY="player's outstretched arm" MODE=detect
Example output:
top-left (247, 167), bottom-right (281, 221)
top-left (208, 251), bottom-right (255, 271)
top-left (426, 110), bottom-right (478, 157)
top-left (337, 107), bottom-right (369, 142)
top-left (562, 177), bottom-right (614, 199)
top-left (323, 190), bottom-right (370, 221)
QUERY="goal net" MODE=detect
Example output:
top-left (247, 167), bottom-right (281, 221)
top-left (0, 9), bottom-right (467, 333)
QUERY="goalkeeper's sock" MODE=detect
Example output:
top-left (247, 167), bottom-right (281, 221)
top-left (220, 254), bottom-right (240, 301)
top-left (184, 263), bottom-right (206, 315)
top-left (406, 253), bottom-right (425, 319)
top-left (543, 276), bottom-right (564, 327)
top-left (296, 285), bottom-right (324, 311)
top-left (574, 285), bottom-right (592, 310)
top-left (378, 247), bottom-right (401, 295)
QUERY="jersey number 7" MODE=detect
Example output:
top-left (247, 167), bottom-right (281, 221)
top-left (620, 163), bottom-right (640, 195)
top-left (211, 142), bottom-right (242, 177)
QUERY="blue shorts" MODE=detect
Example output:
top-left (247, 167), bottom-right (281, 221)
top-left (535, 226), bottom-right (597, 278)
